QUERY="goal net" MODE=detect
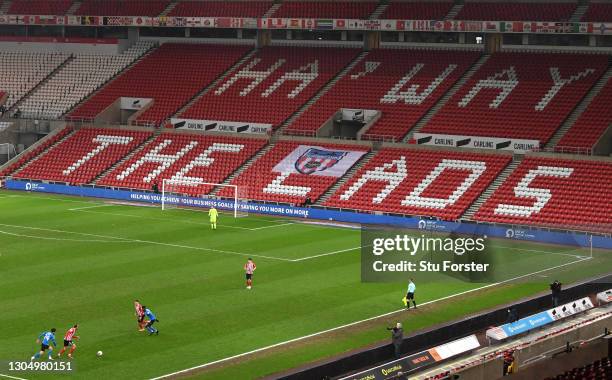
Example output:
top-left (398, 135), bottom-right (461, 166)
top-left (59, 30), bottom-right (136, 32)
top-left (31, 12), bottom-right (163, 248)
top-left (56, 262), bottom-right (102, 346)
top-left (161, 179), bottom-right (248, 218)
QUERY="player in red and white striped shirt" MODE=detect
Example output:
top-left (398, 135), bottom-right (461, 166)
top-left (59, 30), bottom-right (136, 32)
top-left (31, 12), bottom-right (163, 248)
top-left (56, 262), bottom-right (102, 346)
top-left (57, 324), bottom-right (79, 359)
top-left (244, 258), bottom-right (257, 290)
top-left (134, 300), bottom-right (145, 331)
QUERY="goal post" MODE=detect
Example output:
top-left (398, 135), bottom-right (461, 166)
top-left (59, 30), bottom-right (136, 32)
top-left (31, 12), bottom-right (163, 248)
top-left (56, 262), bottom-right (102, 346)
top-left (161, 179), bottom-right (248, 218)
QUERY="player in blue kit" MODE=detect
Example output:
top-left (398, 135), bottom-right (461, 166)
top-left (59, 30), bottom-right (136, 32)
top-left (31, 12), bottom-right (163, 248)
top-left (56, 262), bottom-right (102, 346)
top-left (31, 328), bottom-right (57, 360)
top-left (143, 306), bottom-right (159, 336)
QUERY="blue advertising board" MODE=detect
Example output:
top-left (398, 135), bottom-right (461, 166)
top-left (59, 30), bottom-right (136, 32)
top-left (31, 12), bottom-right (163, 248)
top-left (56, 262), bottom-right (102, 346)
top-left (5, 179), bottom-right (611, 250)
top-left (500, 311), bottom-right (555, 337)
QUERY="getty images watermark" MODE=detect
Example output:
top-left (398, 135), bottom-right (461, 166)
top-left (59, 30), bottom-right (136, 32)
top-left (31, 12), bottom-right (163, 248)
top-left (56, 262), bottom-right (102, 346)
top-left (361, 227), bottom-right (495, 283)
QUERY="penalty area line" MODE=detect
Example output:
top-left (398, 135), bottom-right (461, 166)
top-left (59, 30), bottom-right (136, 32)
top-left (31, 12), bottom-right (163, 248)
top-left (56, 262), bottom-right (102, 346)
top-left (148, 256), bottom-right (589, 380)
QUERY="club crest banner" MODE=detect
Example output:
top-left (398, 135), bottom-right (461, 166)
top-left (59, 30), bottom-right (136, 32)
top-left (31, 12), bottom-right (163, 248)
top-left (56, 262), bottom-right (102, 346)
top-left (272, 145), bottom-right (366, 177)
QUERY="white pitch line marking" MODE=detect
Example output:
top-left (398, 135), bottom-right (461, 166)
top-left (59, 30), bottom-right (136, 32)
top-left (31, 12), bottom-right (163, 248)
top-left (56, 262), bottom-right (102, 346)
top-left (250, 222), bottom-right (295, 231)
top-left (148, 257), bottom-right (591, 380)
top-left (0, 230), bottom-right (126, 243)
top-left (0, 223), bottom-right (293, 262)
top-left (496, 245), bottom-right (588, 259)
top-left (292, 246), bottom-right (362, 262)
top-left (67, 204), bottom-right (113, 211)
top-left (0, 374), bottom-right (29, 380)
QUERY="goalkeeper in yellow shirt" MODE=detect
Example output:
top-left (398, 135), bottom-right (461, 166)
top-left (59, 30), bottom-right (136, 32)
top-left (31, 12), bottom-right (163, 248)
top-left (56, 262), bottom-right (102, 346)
top-left (208, 206), bottom-right (218, 230)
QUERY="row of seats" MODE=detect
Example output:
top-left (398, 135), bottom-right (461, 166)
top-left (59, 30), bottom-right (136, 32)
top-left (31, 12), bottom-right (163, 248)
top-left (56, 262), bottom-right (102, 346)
top-left (180, 46), bottom-right (360, 129)
top-left (474, 157), bottom-right (612, 232)
top-left (545, 356), bottom-right (612, 380)
top-left (69, 43), bottom-right (251, 126)
top-left (285, 49), bottom-right (479, 141)
top-left (19, 41), bottom-right (153, 120)
top-left (0, 51), bottom-right (68, 110)
top-left (380, 1), bottom-right (453, 20)
top-left (7, 0), bottom-right (73, 15)
top-left (168, 1), bottom-right (273, 18)
top-left (74, 0), bottom-right (170, 16)
top-left (456, 1), bottom-right (577, 21)
top-left (0, 127), bottom-right (71, 177)
top-left (7, 0), bottom-right (605, 21)
top-left (582, 3), bottom-right (612, 22)
top-left (14, 128), bottom-right (153, 184)
top-left (272, 1), bottom-right (377, 19)
top-left (423, 52), bottom-right (608, 144)
top-left (97, 133), bottom-right (267, 195)
top-left (324, 148), bottom-right (511, 220)
top-left (218, 141), bottom-right (370, 204)
top-left (557, 74), bottom-right (612, 151)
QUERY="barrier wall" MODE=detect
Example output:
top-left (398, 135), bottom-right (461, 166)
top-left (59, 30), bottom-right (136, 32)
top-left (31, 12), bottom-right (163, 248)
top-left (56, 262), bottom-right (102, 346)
top-left (4, 178), bottom-right (611, 249)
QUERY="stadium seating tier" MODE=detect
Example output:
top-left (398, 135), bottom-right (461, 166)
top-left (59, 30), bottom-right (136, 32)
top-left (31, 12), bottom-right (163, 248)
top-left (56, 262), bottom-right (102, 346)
top-left (180, 46), bottom-right (360, 129)
top-left (69, 43), bottom-right (252, 126)
top-left (14, 128), bottom-right (153, 185)
top-left (286, 49), bottom-right (480, 141)
top-left (97, 133), bottom-right (267, 196)
top-left (557, 75), bottom-right (612, 152)
top-left (324, 147), bottom-right (511, 220)
top-left (473, 156), bottom-right (612, 232)
top-left (423, 52), bottom-right (608, 144)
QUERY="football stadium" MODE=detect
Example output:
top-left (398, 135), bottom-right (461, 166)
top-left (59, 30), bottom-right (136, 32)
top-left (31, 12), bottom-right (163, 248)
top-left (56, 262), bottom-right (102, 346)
top-left (0, 1), bottom-right (611, 380)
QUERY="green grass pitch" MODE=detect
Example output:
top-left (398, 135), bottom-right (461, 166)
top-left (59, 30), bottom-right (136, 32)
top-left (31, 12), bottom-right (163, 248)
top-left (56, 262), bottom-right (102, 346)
top-left (0, 190), bottom-right (609, 380)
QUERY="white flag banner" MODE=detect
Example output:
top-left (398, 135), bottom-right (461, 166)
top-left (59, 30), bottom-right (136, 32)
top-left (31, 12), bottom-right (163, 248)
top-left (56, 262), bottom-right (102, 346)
top-left (273, 145), bottom-right (366, 177)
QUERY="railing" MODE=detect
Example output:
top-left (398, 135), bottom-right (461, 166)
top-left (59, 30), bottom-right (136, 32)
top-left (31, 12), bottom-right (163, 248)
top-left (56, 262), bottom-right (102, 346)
top-left (533, 145), bottom-right (594, 155)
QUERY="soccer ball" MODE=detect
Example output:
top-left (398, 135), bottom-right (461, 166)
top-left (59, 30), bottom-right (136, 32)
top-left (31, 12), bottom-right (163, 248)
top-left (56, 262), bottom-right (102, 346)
top-left (96, 351), bottom-right (103, 357)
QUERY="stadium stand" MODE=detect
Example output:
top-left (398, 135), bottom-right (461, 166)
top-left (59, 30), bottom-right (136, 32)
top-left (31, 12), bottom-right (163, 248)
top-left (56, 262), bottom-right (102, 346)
top-left (456, 1), bottom-right (577, 21)
top-left (545, 357), bottom-right (612, 380)
top-left (0, 127), bottom-right (71, 177)
top-left (422, 52), bottom-right (608, 144)
top-left (74, 0), bottom-right (170, 16)
top-left (217, 141), bottom-right (370, 204)
top-left (557, 75), bottom-right (612, 152)
top-left (7, 0), bottom-right (73, 15)
top-left (179, 46), bottom-right (360, 129)
top-left (14, 128), bottom-right (153, 184)
top-left (285, 49), bottom-right (480, 141)
top-left (272, 0), bottom-right (377, 19)
top-left (324, 148), bottom-right (511, 220)
top-left (68, 43), bottom-right (252, 126)
top-left (582, 2), bottom-right (612, 22)
top-left (380, 1), bottom-right (454, 20)
top-left (19, 41), bottom-right (154, 120)
top-left (97, 132), bottom-right (267, 195)
top-left (473, 156), bottom-right (612, 231)
top-left (0, 51), bottom-right (69, 110)
top-left (168, 1), bottom-right (273, 17)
